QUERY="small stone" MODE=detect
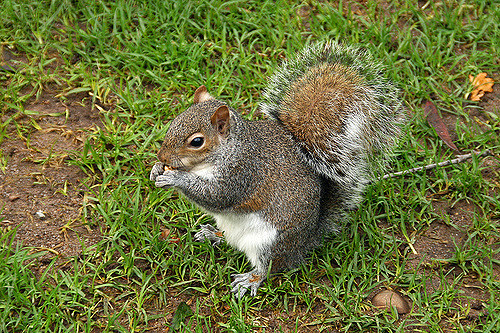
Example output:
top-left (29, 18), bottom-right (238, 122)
top-left (35, 210), bottom-right (47, 220)
top-left (8, 195), bottom-right (20, 202)
top-left (371, 290), bottom-right (410, 314)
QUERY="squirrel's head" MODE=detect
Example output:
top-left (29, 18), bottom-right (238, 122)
top-left (157, 86), bottom-right (232, 171)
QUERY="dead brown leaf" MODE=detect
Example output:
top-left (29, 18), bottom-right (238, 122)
top-left (423, 100), bottom-right (460, 152)
top-left (468, 72), bottom-right (495, 101)
top-left (159, 228), bottom-right (180, 243)
top-left (159, 228), bottom-right (171, 240)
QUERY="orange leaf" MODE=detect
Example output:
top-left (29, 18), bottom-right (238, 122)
top-left (468, 72), bottom-right (495, 101)
top-left (159, 228), bottom-right (180, 243)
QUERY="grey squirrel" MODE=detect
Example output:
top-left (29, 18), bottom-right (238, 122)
top-left (150, 41), bottom-right (405, 298)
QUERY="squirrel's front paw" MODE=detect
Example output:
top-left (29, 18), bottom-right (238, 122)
top-left (194, 224), bottom-right (224, 246)
top-left (154, 171), bottom-right (178, 189)
top-left (150, 162), bottom-right (164, 182)
top-left (231, 270), bottom-right (265, 298)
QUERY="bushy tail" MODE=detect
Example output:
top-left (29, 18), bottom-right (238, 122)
top-left (260, 40), bottom-right (405, 207)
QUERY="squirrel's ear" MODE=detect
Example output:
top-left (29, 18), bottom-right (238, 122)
top-left (210, 105), bottom-right (230, 137)
top-left (193, 85), bottom-right (214, 104)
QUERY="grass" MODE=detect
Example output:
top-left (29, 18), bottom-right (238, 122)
top-left (1, 0), bottom-right (500, 331)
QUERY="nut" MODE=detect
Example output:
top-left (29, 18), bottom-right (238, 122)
top-left (164, 165), bottom-right (176, 173)
top-left (371, 290), bottom-right (410, 314)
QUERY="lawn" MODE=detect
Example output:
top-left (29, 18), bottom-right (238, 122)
top-left (0, 0), bottom-right (499, 332)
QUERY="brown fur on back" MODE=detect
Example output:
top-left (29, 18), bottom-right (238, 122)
top-left (280, 63), bottom-right (366, 157)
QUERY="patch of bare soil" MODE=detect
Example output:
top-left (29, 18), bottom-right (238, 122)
top-left (0, 90), bottom-right (102, 258)
top-left (381, 87), bottom-right (500, 330)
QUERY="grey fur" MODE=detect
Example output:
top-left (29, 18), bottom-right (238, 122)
top-left (151, 41), bottom-right (405, 298)
top-left (261, 41), bottom-right (405, 209)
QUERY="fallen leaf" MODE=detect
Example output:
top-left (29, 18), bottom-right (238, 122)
top-left (468, 72), bottom-right (494, 101)
top-left (170, 302), bottom-right (194, 331)
top-left (159, 228), bottom-right (180, 243)
top-left (423, 100), bottom-right (460, 152)
top-left (159, 228), bottom-right (171, 240)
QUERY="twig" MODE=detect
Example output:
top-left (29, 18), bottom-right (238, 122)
top-left (382, 150), bottom-right (491, 180)
top-left (30, 247), bottom-right (60, 256)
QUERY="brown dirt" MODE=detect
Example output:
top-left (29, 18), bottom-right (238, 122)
top-left (378, 86), bottom-right (500, 330)
top-left (0, 90), bottom-right (102, 258)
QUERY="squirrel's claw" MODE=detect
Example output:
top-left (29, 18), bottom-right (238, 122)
top-left (154, 171), bottom-right (179, 188)
top-left (154, 175), bottom-right (170, 188)
top-left (194, 224), bottom-right (223, 246)
top-left (150, 162), bottom-right (164, 182)
top-left (231, 271), bottom-right (265, 298)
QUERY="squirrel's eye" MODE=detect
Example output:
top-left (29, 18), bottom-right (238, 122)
top-left (189, 136), bottom-right (204, 148)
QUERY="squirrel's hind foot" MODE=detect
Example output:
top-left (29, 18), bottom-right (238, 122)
top-left (231, 270), bottom-right (266, 298)
top-left (194, 224), bottom-right (224, 246)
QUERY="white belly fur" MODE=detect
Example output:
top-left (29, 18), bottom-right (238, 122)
top-left (212, 212), bottom-right (277, 269)
top-left (190, 163), bottom-right (215, 179)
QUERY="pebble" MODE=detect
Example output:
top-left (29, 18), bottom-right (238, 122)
top-left (8, 195), bottom-right (20, 202)
top-left (35, 210), bottom-right (47, 220)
